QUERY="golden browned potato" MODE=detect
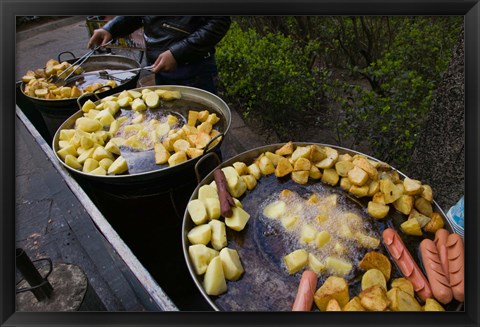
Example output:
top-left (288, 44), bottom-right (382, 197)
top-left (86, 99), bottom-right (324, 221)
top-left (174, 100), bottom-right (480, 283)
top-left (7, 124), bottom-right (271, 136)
top-left (403, 177), bottom-right (423, 195)
top-left (361, 269), bottom-right (387, 291)
top-left (358, 285), bottom-right (390, 311)
top-left (314, 276), bottom-right (350, 311)
top-left (258, 156), bottom-right (275, 175)
top-left (408, 209), bottom-right (431, 228)
top-left (423, 298), bottom-right (445, 311)
top-left (359, 251), bottom-right (392, 281)
top-left (321, 168), bottom-right (339, 186)
top-left (423, 212), bottom-right (445, 233)
top-left (265, 151), bottom-right (284, 166)
top-left (335, 160), bottom-right (354, 177)
top-left (380, 178), bottom-right (403, 204)
top-left (309, 165), bottom-right (322, 180)
top-left (348, 166), bottom-right (369, 186)
top-left (292, 170), bottom-right (309, 185)
top-left (400, 217), bottom-right (423, 236)
top-left (387, 287), bottom-right (422, 311)
top-left (393, 194), bottom-right (414, 215)
top-left (293, 157), bottom-right (311, 172)
top-left (390, 278), bottom-right (414, 297)
top-left (367, 201), bottom-right (390, 219)
top-left (414, 197), bottom-right (433, 217)
top-left (275, 141), bottom-right (294, 156)
top-left (275, 157), bottom-right (293, 178)
top-left (352, 157), bottom-right (378, 180)
top-left (310, 144), bottom-right (327, 163)
top-left (326, 299), bottom-right (342, 311)
top-left (343, 297), bottom-right (365, 311)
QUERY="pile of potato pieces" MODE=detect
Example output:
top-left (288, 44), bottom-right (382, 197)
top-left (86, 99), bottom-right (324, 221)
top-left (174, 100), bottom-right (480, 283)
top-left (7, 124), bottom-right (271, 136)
top-left (154, 101), bottom-right (222, 166)
top-left (186, 175), bottom-right (251, 296)
top-left (313, 250), bottom-right (445, 311)
top-left (185, 142), bottom-right (445, 298)
top-left (22, 58), bottom-right (117, 100)
top-left (56, 88), bottom-right (222, 176)
top-left (247, 141), bottom-right (444, 237)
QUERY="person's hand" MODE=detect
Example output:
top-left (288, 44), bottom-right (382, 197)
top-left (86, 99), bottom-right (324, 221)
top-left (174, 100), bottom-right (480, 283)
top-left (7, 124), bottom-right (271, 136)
top-left (87, 29), bottom-right (112, 49)
top-left (151, 50), bottom-right (178, 73)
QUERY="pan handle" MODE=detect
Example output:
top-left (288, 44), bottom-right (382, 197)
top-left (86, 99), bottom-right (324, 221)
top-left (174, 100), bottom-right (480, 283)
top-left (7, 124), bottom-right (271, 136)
top-left (76, 92), bottom-right (100, 110)
top-left (204, 132), bottom-right (224, 154)
top-left (194, 152), bottom-right (221, 185)
top-left (57, 51), bottom-right (76, 63)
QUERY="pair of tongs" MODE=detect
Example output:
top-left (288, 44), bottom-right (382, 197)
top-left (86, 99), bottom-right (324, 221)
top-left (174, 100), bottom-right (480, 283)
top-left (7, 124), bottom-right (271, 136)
top-left (48, 39), bottom-right (114, 87)
top-left (73, 65), bottom-right (154, 83)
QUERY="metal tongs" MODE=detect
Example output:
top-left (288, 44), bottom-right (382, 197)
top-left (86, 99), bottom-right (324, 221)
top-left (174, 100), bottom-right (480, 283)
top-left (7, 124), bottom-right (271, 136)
top-left (48, 40), bottom-right (114, 87)
top-left (98, 65), bottom-right (154, 80)
top-left (67, 65), bottom-right (154, 84)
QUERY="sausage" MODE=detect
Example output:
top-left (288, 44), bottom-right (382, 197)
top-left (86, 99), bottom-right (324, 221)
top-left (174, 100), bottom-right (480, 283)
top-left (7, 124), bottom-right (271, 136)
top-left (434, 228), bottom-right (450, 283)
top-left (382, 228), bottom-right (433, 301)
top-left (213, 169), bottom-right (235, 217)
top-left (446, 233), bottom-right (465, 302)
top-left (419, 239), bottom-right (453, 304)
top-left (292, 270), bottom-right (317, 311)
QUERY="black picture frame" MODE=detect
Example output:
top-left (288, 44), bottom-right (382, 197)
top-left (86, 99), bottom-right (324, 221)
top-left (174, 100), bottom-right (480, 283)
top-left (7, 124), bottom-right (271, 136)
top-left (3, 1), bottom-right (479, 326)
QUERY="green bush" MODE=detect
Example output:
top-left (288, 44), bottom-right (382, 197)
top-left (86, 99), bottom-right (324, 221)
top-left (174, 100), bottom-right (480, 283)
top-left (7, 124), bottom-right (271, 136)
top-left (216, 21), bottom-right (322, 137)
top-left (337, 17), bottom-right (462, 168)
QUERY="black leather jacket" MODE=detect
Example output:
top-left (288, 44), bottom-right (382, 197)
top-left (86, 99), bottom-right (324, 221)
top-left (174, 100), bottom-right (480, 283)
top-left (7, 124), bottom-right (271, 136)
top-left (102, 16), bottom-right (231, 65)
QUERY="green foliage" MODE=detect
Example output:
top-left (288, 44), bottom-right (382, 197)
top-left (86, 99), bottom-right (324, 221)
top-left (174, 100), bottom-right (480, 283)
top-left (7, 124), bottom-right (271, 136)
top-left (215, 21), bottom-right (322, 137)
top-left (337, 17), bottom-right (462, 168)
top-left (215, 17), bottom-right (462, 167)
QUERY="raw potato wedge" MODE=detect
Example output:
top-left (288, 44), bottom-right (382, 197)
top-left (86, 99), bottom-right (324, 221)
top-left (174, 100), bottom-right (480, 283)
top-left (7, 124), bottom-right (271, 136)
top-left (187, 224), bottom-right (212, 245)
top-left (209, 219), bottom-right (227, 251)
top-left (188, 244), bottom-right (219, 275)
top-left (203, 256), bottom-right (227, 296)
top-left (187, 199), bottom-right (209, 225)
top-left (224, 206), bottom-right (250, 231)
top-left (219, 248), bottom-right (244, 281)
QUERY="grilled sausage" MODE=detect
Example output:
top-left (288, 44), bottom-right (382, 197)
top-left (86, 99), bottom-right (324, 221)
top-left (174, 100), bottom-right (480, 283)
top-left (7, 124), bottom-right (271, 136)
top-left (419, 239), bottom-right (453, 304)
top-left (213, 169), bottom-right (235, 217)
top-left (292, 270), bottom-right (317, 311)
top-left (434, 228), bottom-right (450, 283)
top-left (383, 228), bottom-right (433, 301)
top-left (446, 233), bottom-right (465, 302)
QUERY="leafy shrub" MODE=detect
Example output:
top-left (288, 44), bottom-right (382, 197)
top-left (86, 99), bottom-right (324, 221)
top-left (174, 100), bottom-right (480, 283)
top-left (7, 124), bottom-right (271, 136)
top-left (216, 21), bottom-right (322, 137)
top-left (336, 17), bottom-right (462, 168)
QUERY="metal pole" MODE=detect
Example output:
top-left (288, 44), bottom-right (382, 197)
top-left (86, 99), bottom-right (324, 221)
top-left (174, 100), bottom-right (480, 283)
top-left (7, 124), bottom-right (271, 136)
top-left (16, 248), bottom-right (53, 301)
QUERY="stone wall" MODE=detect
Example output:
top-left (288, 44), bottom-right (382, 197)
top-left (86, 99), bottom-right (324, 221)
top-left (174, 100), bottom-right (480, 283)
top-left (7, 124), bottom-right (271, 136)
top-left (406, 26), bottom-right (465, 212)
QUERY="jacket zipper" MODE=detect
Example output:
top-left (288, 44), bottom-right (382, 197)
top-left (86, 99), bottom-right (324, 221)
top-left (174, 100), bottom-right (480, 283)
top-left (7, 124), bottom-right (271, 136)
top-left (162, 23), bottom-right (190, 35)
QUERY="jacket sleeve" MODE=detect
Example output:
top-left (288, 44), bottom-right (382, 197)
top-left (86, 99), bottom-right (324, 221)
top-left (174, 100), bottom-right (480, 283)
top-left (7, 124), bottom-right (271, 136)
top-left (168, 17), bottom-right (231, 65)
top-left (102, 16), bottom-right (143, 39)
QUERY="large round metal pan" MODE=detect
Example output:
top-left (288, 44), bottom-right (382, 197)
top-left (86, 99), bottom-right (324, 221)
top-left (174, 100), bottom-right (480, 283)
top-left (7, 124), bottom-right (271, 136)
top-left (182, 142), bottom-right (461, 312)
top-left (20, 55), bottom-right (141, 109)
top-left (52, 85), bottom-right (231, 187)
